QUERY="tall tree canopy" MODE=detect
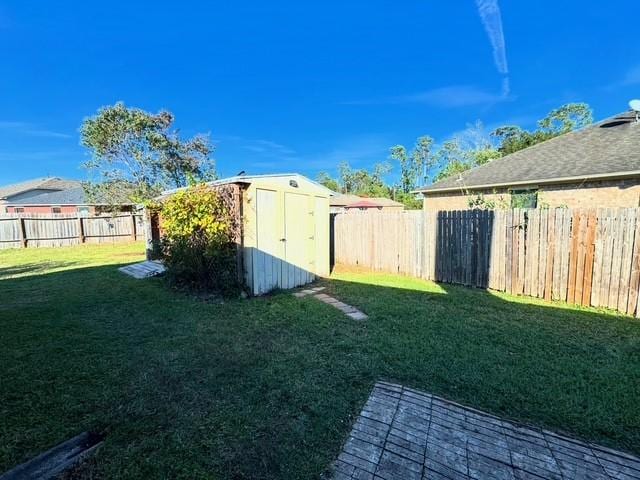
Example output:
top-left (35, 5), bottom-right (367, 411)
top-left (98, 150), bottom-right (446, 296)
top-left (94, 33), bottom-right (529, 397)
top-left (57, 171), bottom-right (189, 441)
top-left (432, 122), bottom-right (501, 182)
top-left (390, 135), bottom-right (435, 194)
top-left (81, 102), bottom-right (216, 204)
top-left (338, 161), bottom-right (392, 197)
top-left (492, 103), bottom-right (593, 156)
top-left (317, 162), bottom-right (392, 198)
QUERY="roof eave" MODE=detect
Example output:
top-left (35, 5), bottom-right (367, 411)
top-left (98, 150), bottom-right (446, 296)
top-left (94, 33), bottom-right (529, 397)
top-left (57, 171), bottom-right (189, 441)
top-left (415, 170), bottom-right (640, 194)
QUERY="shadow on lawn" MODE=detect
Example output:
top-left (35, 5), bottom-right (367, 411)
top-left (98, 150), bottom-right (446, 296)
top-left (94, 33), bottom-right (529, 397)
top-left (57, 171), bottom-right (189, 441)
top-left (1, 260), bottom-right (639, 479)
top-left (0, 260), bottom-right (83, 280)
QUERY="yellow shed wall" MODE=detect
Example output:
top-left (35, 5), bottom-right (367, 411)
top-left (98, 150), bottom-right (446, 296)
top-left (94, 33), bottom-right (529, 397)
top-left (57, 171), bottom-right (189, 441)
top-left (241, 176), bottom-right (330, 295)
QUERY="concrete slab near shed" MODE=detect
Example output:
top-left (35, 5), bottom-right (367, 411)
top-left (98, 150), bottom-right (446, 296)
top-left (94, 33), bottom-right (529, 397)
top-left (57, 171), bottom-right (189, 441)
top-left (329, 381), bottom-right (640, 480)
top-left (118, 260), bottom-right (166, 279)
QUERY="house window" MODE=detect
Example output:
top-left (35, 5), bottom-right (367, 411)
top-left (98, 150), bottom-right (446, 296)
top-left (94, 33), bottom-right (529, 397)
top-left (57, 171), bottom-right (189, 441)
top-left (510, 189), bottom-right (538, 208)
top-left (51, 207), bottom-right (62, 214)
top-left (77, 206), bottom-right (90, 216)
top-left (14, 207), bottom-right (24, 213)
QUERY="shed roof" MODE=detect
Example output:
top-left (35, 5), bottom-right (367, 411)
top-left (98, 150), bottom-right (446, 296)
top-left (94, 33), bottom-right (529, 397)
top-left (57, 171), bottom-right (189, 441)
top-left (158, 173), bottom-right (333, 199)
top-left (417, 111), bottom-right (640, 194)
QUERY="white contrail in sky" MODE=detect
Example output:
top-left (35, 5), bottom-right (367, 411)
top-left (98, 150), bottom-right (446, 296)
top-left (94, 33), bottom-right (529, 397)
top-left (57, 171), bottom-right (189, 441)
top-left (475, 0), bottom-right (510, 95)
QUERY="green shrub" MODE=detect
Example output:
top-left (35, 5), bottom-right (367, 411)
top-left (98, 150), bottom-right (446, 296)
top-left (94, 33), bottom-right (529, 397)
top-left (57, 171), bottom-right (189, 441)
top-left (160, 184), bottom-right (240, 296)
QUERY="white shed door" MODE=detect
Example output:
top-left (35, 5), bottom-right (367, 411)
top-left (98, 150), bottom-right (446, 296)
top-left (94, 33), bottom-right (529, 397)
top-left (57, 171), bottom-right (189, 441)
top-left (255, 189), bottom-right (281, 294)
top-left (284, 192), bottom-right (314, 288)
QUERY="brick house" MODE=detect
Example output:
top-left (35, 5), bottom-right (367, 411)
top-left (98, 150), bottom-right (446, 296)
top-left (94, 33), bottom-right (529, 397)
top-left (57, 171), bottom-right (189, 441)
top-left (1, 178), bottom-right (133, 214)
top-left (416, 111), bottom-right (640, 210)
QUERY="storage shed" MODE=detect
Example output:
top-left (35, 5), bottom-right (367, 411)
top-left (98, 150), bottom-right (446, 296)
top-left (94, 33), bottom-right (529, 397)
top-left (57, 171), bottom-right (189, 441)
top-left (149, 174), bottom-right (331, 295)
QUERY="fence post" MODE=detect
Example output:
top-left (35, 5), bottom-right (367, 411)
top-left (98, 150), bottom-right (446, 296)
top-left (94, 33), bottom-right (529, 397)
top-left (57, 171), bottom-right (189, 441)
top-left (18, 217), bottom-right (27, 248)
top-left (77, 215), bottom-right (85, 243)
top-left (130, 213), bottom-right (137, 241)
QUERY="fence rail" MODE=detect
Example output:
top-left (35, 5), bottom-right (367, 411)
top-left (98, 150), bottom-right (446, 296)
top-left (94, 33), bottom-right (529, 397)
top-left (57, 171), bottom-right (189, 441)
top-left (0, 213), bottom-right (144, 248)
top-left (333, 208), bottom-right (640, 318)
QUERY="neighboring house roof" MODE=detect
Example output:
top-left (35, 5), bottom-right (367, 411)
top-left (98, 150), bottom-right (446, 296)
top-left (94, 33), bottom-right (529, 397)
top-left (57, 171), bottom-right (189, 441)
top-left (9, 187), bottom-right (134, 206)
top-left (417, 111), bottom-right (640, 194)
top-left (330, 194), bottom-right (363, 206)
top-left (345, 200), bottom-right (384, 209)
top-left (331, 194), bottom-right (404, 208)
top-left (367, 197), bottom-right (405, 207)
top-left (10, 187), bottom-right (88, 205)
top-left (0, 177), bottom-right (81, 200)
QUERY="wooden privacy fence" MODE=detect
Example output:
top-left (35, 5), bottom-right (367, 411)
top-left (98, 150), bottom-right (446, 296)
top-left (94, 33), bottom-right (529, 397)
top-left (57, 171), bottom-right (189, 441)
top-left (0, 213), bottom-right (144, 248)
top-left (333, 208), bottom-right (640, 317)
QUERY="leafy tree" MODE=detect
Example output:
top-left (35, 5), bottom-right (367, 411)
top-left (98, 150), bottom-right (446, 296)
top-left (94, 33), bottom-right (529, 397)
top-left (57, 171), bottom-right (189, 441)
top-left (412, 136), bottom-right (435, 185)
top-left (432, 140), bottom-right (474, 182)
top-left (390, 135), bottom-right (435, 194)
top-left (81, 102), bottom-right (216, 204)
top-left (161, 184), bottom-right (240, 296)
top-left (338, 161), bottom-right (392, 197)
top-left (316, 171), bottom-right (340, 192)
top-left (538, 103), bottom-right (593, 134)
top-left (491, 126), bottom-right (534, 155)
top-left (472, 147), bottom-right (502, 166)
top-left (389, 145), bottom-right (410, 192)
top-left (492, 103), bottom-right (593, 156)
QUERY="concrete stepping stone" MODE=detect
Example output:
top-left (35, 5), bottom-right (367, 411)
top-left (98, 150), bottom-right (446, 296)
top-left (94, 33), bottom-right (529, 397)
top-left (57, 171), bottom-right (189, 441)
top-left (292, 287), bottom-right (368, 320)
top-left (118, 260), bottom-right (166, 279)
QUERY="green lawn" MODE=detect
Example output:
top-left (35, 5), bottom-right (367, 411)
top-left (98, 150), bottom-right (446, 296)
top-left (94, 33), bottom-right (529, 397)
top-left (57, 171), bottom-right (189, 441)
top-left (1, 244), bottom-right (639, 479)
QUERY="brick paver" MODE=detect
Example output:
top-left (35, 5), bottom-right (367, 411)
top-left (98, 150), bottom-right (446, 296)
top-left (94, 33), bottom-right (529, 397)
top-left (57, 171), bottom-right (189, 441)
top-left (330, 382), bottom-right (640, 480)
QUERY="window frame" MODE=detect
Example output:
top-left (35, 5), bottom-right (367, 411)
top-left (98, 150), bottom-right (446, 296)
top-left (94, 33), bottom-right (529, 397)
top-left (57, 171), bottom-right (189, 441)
top-left (509, 188), bottom-right (538, 209)
top-left (77, 206), bottom-right (90, 216)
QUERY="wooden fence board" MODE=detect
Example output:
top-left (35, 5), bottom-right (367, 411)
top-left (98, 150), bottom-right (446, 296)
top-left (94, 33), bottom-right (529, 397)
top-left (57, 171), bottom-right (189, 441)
top-left (517, 209), bottom-right (526, 295)
top-left (544, 209), bottom-right (556, 301)
top-left (618, 209), bottom-right (636, 312)
top-left (627, 212), bottom-right (640, 315)
top-left (333, 207), bottom-right (640, 317)
top-left (608, 209), bottom-right (625, 309)
top-left (0, 213), bottom-right (143, 248)
top-left (581, 210), bottom-right (597, 306)
top-left (537, 210), bottom-right (548, 299)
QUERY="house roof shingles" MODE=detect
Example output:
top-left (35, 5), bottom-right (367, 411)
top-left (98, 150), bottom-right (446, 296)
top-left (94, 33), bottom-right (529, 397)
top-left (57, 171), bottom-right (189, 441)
top-left (9, 186), bottom-right (135, 206)
top-left (0, 177), bottom-right (81, 200)
top-left (418, 111), bottom-right (640, 193)
top-left (10, 187), bottom-right (88, 205)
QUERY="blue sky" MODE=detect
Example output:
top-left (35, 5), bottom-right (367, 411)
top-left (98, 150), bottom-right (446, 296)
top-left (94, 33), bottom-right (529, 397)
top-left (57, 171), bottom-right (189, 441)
top-left (1, 0), bottom-right (639, 185)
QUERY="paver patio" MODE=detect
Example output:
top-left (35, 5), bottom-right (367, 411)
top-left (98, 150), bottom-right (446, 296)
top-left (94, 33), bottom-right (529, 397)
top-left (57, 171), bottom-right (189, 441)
top-left (331, 382), bottom-right (640, 480)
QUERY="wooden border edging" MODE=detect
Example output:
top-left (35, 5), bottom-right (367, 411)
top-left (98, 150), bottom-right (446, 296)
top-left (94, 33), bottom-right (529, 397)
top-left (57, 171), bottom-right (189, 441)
top-left (0, 432), bottom-right (103, 480)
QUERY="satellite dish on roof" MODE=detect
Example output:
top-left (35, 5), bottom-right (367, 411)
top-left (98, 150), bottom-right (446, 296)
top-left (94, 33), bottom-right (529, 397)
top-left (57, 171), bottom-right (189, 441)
top-left (630, 100), bottom-right (640, 123)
